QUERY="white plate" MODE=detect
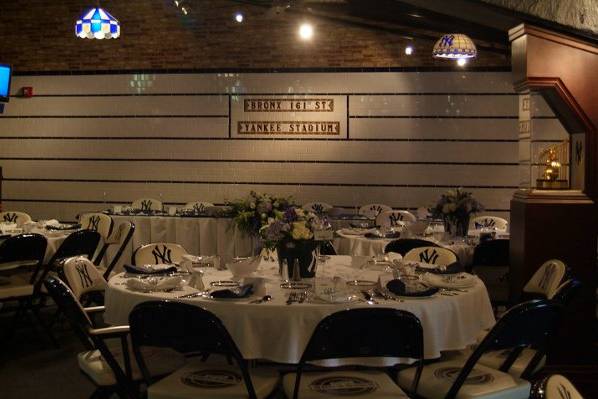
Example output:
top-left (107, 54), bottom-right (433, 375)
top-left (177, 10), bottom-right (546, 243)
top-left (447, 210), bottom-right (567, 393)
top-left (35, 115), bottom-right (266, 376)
top-left (422, 272), bottom-right (476, 289)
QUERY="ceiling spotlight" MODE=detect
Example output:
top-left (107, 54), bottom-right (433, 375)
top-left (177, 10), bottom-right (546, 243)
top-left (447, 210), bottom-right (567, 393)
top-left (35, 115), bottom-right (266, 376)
top-left (405, 46), bottom-right (414, 55)
top-left (298, 23), bottom-right (314, 40)
top-left (457, 58), bottom-right (467, 67)
top-left (235, 12), bottom-right (244, 23)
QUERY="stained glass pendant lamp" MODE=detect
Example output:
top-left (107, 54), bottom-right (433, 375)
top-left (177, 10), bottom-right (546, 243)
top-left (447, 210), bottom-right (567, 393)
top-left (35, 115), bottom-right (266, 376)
top-left (75, 7), bottom-right (120, 39)
top-left (432, 34), bottom-right (476, 59)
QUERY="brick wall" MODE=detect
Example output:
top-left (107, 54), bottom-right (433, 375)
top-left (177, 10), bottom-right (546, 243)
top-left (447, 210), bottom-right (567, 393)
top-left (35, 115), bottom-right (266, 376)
top-left (0, 0), bottom-right (509, 72)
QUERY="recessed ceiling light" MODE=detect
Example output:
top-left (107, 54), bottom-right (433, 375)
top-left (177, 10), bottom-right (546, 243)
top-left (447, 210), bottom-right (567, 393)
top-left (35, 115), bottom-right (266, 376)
top-left (298, 23), bottom-right (314, 40)
top-left (235, 12), bottom-right (244, 23)
top-left (405, 46), bottom-right (414, 55)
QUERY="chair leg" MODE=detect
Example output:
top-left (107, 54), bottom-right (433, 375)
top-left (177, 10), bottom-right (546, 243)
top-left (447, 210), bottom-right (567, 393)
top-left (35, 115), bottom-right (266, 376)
top-left (5, 300), bottom-right (26, 339)
top-left (29, 303), bottom-right (60, 348)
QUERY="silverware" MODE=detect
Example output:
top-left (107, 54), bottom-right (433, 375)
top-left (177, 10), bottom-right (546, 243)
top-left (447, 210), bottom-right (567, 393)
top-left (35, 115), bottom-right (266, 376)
top-left (361, 290), bottom-right (379, 305)
top-left (286, 292), bottom-right (296, 305)
top-left (250, 295), bottom-right (272, 304)
top-left (177, 291), bottom-right (207, 298)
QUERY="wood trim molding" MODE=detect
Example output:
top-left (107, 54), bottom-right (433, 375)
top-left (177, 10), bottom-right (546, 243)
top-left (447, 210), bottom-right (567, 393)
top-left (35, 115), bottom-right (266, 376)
top-left (512, 189), bottom-right (594, 204)
top-left (509, 24), bottom-right (598, 55)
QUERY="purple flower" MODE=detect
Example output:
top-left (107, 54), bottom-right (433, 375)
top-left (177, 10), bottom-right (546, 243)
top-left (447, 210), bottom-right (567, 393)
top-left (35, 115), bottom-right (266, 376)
top-left (283, 207), bottom-right (298, 222)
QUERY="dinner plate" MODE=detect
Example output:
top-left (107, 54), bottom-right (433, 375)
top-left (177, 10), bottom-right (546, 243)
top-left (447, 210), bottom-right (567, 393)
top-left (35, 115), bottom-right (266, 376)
top-left (422, 272), bottom-right (475, 289)
top-left (346, 280), bottom-right (377, 287)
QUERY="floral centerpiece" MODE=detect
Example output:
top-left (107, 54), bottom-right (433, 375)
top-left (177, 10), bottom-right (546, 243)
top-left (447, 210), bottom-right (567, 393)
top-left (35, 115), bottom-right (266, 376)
top-left (227, 191), bottom-right (295, 238)
top-left (260, 206), bottom-right (326, 278)
top-left (431, 188), bottom-right (483, 237)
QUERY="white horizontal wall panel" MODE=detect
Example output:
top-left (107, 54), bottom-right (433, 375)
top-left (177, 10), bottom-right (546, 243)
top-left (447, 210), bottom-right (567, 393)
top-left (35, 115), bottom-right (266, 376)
top-left (349, 118), bottom-right (519, 140)
top-left (2, 160), bottom-right (519, 187)
top-left (350, 95), bottom-right (517, 117)
top-left (10, 72), bottom-right (515, 95)
top-left (0, 139), bottom-right (518, 163)
top-left (1, 95), bottom-right (227, 116)
top-left (0, 117), bottom-right (228, 138)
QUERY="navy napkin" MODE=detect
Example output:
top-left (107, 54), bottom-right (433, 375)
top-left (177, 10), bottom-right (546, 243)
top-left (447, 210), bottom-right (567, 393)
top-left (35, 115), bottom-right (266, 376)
top-left (210, 284), bottom-right (253, 299)
top-left (123, 264), bottom-right (178, 275)
top-left (425, 261), bottom-right (464, 275)
top-left (386, 279), bottom-right (439, 297)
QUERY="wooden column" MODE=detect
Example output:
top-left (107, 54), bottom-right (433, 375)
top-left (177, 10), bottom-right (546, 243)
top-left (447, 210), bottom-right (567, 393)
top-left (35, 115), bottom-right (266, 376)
top-left (509, 25), bottom-right (598, 364)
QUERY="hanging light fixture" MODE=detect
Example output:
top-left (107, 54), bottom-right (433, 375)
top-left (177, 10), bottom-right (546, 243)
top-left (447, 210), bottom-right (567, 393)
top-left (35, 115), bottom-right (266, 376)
top-left (75, 7), bottom-right (120, 39)
top-left (432, 34), bottom-right (476, 59)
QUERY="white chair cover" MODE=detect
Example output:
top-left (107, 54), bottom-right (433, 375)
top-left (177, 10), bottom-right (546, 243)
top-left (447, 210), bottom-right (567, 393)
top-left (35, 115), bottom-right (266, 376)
top-left (523, 259), bottom-right (567, 299)
top-left (376, 210), bottom-right (416, 228)
top-left (0, 211), bottom-right (32, 227)
top-left (358, 204), bottom-right (392, 219)
top-left (183, 201), bottom-right (214, 213)
top-left (471, 216), bottom-right (508, 231)
top-left (133, 243), bottom-right (188, 265)
top-left (542, 375), bottom-right (584, 399)
top-left (302, 202), bottom-right (333, 214)
top-left (132, 198), bottom-right (163, 212)
top-left (62, 256), bottom-right (107, 301)
top-left (404, 246), bottom-right (458, 266)
top-left (79, 213), bottom-right (114, 240)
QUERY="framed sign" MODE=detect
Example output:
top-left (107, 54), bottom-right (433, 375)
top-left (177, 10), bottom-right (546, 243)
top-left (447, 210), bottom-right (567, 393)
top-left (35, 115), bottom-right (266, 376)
top-left (231, 95), bottom-right (347, 138)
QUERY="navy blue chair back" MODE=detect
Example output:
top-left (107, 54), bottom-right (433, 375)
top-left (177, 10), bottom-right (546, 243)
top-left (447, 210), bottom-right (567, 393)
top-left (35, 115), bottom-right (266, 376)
top-left (129, 301), bottom-right (259, 399)
top-left (384, 238), bottom-right (438, 255)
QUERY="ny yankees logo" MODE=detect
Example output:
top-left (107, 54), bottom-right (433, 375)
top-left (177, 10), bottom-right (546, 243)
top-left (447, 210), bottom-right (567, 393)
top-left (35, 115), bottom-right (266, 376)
top-left (419, 248), bottom-right (439, 264)
top-left (140, 200), bottom-right (153, 212)
top-left (312, 203), bottom-right (324, 214)
top-left (475, 218), bottom-right (495, 229)
top-left (388, 213), bottom-right (403, 227)
top-left (370, 205), bottom-right (384, 217)
top-left (152, 245), bottom-right (172, 264)
top-left (538, 263), bottom-right (556, 291)
top-left (557, 383), bottom-right (572, 399)
top-left (75, 262), bottom-right (94, 288)
top-left (440, 34), bottom-right (454, 47)
top-left (87, 215), bottom-right (101, 231)
top-left (575, 140), bottom-right (583, 165)
top-left (192, 203), bottom-right (206, 213)
top-left (3, 213), bottom-right (17, 223)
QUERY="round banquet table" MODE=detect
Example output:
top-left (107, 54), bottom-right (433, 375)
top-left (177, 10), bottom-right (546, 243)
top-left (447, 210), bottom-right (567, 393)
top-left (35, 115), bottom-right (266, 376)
top-left (333, 232), bottom-right (476, 267)
top-left (104, 256), bottom-right (495, 364)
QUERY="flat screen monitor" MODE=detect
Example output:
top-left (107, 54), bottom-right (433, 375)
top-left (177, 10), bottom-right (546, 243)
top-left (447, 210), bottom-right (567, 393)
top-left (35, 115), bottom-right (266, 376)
top-left (0, 64), bottom-right (12, 103)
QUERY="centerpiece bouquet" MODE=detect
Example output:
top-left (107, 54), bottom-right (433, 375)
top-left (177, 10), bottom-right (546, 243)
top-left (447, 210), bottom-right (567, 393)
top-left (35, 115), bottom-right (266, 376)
top-left (430, 188), bottom-right (483, 237)
top-left (227, 191), bottom-right (295, 237)
top-left (260, 206), bottom-right (327, 278)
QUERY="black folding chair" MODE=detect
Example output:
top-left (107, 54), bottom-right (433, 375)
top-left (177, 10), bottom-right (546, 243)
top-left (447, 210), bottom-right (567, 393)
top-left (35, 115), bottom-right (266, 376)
top-left (46, 229), bottom-right (102, 268)
top-left (531, 374), bottom-right (584, 399)
top-left (398, 300), bottom-right (562, 399)
top-left (384, 238), bottom-right (439, 255)
top-left (285, 308), bottom-right (424, 399)
top-left (43, 276), bottom-right (136, 399)
top-left (471, 239), bottom-right (510, 303)
top-left (129, 301), bottom-right (278, 399)
top-left (0, 234), bottom-right (49, 339)
top-left (103, 221), bottom-right (135, 280)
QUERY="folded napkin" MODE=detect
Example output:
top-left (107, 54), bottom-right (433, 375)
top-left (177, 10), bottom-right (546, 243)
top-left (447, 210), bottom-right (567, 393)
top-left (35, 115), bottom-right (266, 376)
top-left (124, 264), bottom-right (178, 275)
top-left (126, 276), bottom-right (182, 292)
top-left (46, 223), bottom-right (81, 231)
top-left (386, 278), bottom-right (438, 297)
top-left (43, 219), bottom-right (60, 227)
top-left (425, 261), bottom-right (464, 275)
top-left (422, 272), bottom-right (475, 289)
top-left (210, 284), bottom-right (253, 299)
top-left (387, 252), bottom-right (403, 263)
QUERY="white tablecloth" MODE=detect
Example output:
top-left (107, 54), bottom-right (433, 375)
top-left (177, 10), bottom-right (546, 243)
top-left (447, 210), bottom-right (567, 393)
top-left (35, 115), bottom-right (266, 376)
top-left (333, 232), bottom-right (475, 266)
top-left (107, 216), bottom-right (253, 272)
top-left (104, 256), bottom-right (495, 364)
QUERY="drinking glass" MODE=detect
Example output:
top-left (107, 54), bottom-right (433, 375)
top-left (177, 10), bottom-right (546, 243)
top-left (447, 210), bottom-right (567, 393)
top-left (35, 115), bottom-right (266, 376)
top-left (430, 219), bottom-right (445, 241)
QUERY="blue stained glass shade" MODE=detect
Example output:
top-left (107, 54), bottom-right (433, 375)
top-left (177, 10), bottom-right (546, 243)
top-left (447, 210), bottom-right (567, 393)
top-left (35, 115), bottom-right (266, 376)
top-left (75, 7), bottom-right (120, 39)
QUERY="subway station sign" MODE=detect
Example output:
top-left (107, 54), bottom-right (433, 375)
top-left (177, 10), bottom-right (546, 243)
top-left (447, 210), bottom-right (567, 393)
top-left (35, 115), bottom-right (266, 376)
top-left (232, 95), bottom-right (347, 138)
